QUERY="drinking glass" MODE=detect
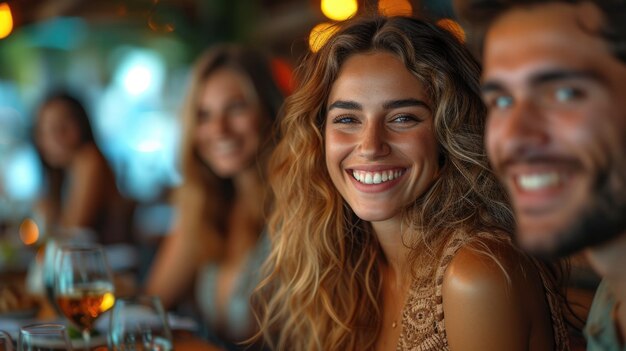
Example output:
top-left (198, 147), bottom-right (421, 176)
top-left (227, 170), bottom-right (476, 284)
top-left (42, 238), bottom-right (62, 314)
top-left (54, 244), bottom-right (115, 350)
top-left (18, 324), bottom-right (72, 351)
top-left (42, 228), bottom-right (97, 315)
top-left (108, 296), bottom-right (173, 351)
top-left (0, 330), bottom-right (14, 351)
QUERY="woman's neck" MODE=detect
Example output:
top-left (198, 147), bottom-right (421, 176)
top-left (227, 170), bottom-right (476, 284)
top-left (371, 218), bottom-right (412, 285)
top-left (232, 167), bottom-right (264, 205)
top-left (226, 167), bottom-right (265, 244)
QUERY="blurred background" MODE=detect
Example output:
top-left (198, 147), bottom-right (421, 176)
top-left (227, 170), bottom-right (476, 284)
top-left (0, 0), bottom-right (459, 273)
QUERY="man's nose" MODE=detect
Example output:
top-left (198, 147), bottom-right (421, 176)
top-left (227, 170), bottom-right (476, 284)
top-left (495, 99), bottom-right (550, 157)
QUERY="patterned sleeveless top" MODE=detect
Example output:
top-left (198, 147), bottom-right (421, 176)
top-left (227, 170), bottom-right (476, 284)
top-left (396, 232), bottom-right (570, 351)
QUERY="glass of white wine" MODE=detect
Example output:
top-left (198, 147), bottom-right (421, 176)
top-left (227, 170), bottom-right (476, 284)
top-left (18, 324), bottom-right (72, 351)
top-left (54, 244), bottom-right (115, 350)
top-left (108, 295), bottom-right (173, 351)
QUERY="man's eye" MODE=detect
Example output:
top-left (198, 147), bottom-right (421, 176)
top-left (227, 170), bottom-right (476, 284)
top-left (494, 95), bottom-right (513, 109)
top-left (554, 86), bottom-right (583, 102)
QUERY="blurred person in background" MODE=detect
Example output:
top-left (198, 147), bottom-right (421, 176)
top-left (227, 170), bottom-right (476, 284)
top-left (145, 44), bottom-right (284, 350)
top-left (254, 15), bottom-right (569, 351)
top-left (456, 0), bottom-right (626, 349)
top-left (33, 91), bottom-right (133, 245)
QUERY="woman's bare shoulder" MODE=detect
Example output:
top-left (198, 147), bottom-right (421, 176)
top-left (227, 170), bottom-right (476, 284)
top-left (440, 235), bottom-right (543, 350)
top-left (71, 143), bottom-right (112, 175)
top-left (443, 234), bottom-right (534, 295)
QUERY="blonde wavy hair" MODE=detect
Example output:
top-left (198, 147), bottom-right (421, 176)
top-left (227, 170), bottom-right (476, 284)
top-left (253, 16), bottom-right (515, 350)
top-left (175, 44), bottom-right (284, 261)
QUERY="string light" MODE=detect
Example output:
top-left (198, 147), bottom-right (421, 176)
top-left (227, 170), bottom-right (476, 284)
top-left (321, 0), bottom-right (357, 21)
top-left (0, 3), bottom-right (14, 39)
top-left (378, 0), bottom-right (413, 17)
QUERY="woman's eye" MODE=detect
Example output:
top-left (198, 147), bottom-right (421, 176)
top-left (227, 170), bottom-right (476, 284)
top-left (332, 115), bottom-right (358, 124)
top-left (390, 114), bottom-right (418, 123)
top-left (196, 110), bottom-right (210, 123)
top-left (227, 101), bottom-right (248, 113)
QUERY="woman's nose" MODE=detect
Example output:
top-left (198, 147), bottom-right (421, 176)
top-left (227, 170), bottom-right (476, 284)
top-left (357, 122), bottom-right (391, 159)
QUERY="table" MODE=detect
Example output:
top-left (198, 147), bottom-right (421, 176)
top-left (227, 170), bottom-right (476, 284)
top-left (0, 295), bottom-right (224, 350)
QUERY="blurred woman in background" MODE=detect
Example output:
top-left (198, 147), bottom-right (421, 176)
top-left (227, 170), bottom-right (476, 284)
top-left (146, 44), bottom-right (284, 349)
top-left (34, 91), bottom-right (133, 245)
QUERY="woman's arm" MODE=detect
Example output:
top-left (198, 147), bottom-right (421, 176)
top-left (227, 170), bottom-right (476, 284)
top-left (442, 243), bottom-right (554, 351)
top-left (144, 221), bottom-right (201, 309)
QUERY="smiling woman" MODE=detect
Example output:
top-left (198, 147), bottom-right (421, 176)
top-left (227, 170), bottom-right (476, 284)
top-left (145, 44), bottom-right (285, 350)
top-left (253, 15), bottom-right (570, 351)
top-left (324, 52), bottom-right (439, 223)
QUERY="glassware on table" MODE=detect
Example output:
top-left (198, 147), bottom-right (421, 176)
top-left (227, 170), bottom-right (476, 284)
top-left (18, 324), bottom-right (72, 351)
top-left (108, 295), bottom-right (173, 351)
top-left (41, 238), bottom-right (62, 314)
top-left (54, 244), bottom-right (114, 350)
top-left (41, 228), bottom-right (97, 315)
top-left (0, 330), bottom-right (14, 351)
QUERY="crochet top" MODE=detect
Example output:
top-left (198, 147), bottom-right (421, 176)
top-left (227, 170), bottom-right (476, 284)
top-left (396, 232), bottom-right (570, 351)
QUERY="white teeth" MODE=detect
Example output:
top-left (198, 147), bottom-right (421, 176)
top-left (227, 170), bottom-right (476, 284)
top-left (518, 173), bottom-right (560, 190)
top-left (373, 173), bottom-right (382, 184)
top-left (352, 169), bottom-right (404, 185)
top-left (213, 140), bottom-right (238, 154)
top-left (365, 173), bottom-right (372, 184)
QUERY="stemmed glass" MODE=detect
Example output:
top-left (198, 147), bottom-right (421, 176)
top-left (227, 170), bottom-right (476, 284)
top-left (108, 296), bottom-right (173, 351)
top-left (18, 324), bottom-right (72, 351)
top-left (0, 330), bottom-right (14, 351)
top-left (54, 245), bottom-right (115, 350)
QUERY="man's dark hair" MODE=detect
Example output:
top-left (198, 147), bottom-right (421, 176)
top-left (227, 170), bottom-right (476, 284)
top-left (454, 0), bottom-right (626, 63)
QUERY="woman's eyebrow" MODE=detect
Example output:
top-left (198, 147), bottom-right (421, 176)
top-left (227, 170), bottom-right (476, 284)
top-left (383, 98), bottom-right (431, 112)
top-left (327, 100), bottom-right (362, 112)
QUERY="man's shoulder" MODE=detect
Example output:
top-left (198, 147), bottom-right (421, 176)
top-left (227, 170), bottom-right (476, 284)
top-left (584, 280), bottom-right (624, 351)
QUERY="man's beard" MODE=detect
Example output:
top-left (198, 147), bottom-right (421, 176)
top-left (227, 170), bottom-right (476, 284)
top-left (528, 167), bottom-right (626, 259)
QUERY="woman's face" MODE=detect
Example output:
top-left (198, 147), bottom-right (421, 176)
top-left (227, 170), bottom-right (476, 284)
top-left (194, 68), bottom-right (266, 178)
top-left (36, 100), bottom-right (83, 168)
top-left (325, 51), bottom-right (440, 223)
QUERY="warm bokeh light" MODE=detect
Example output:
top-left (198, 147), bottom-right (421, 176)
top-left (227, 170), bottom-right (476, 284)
top-left (437, 18), bottom-right (466, 43)
top-left (321, 0), bottom-right (358, 21)
top-left (100, 292), bottom-right (116, 312)
top-left (0, 3), bottom-right (14, 39)
top-left (309, 22), bottom-right (339, 53)
top-left (19, 218), bottom-right (40, 245)
top-left (271, 57), bottom-right (295, 96)
top-left (378, 0), bottom-right (413, 17)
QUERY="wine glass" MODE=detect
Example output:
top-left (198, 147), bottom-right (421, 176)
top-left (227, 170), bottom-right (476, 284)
top-left (108, 295), bottom-right (173, 351)
top-left (18, 324), bottom-right (72, 351)
top-left (0, 330), bottom-right (14, 351)
top-left (42, 228), bottom-right (97, 315)
top-left (54, 244), bottom-right (115, 350)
